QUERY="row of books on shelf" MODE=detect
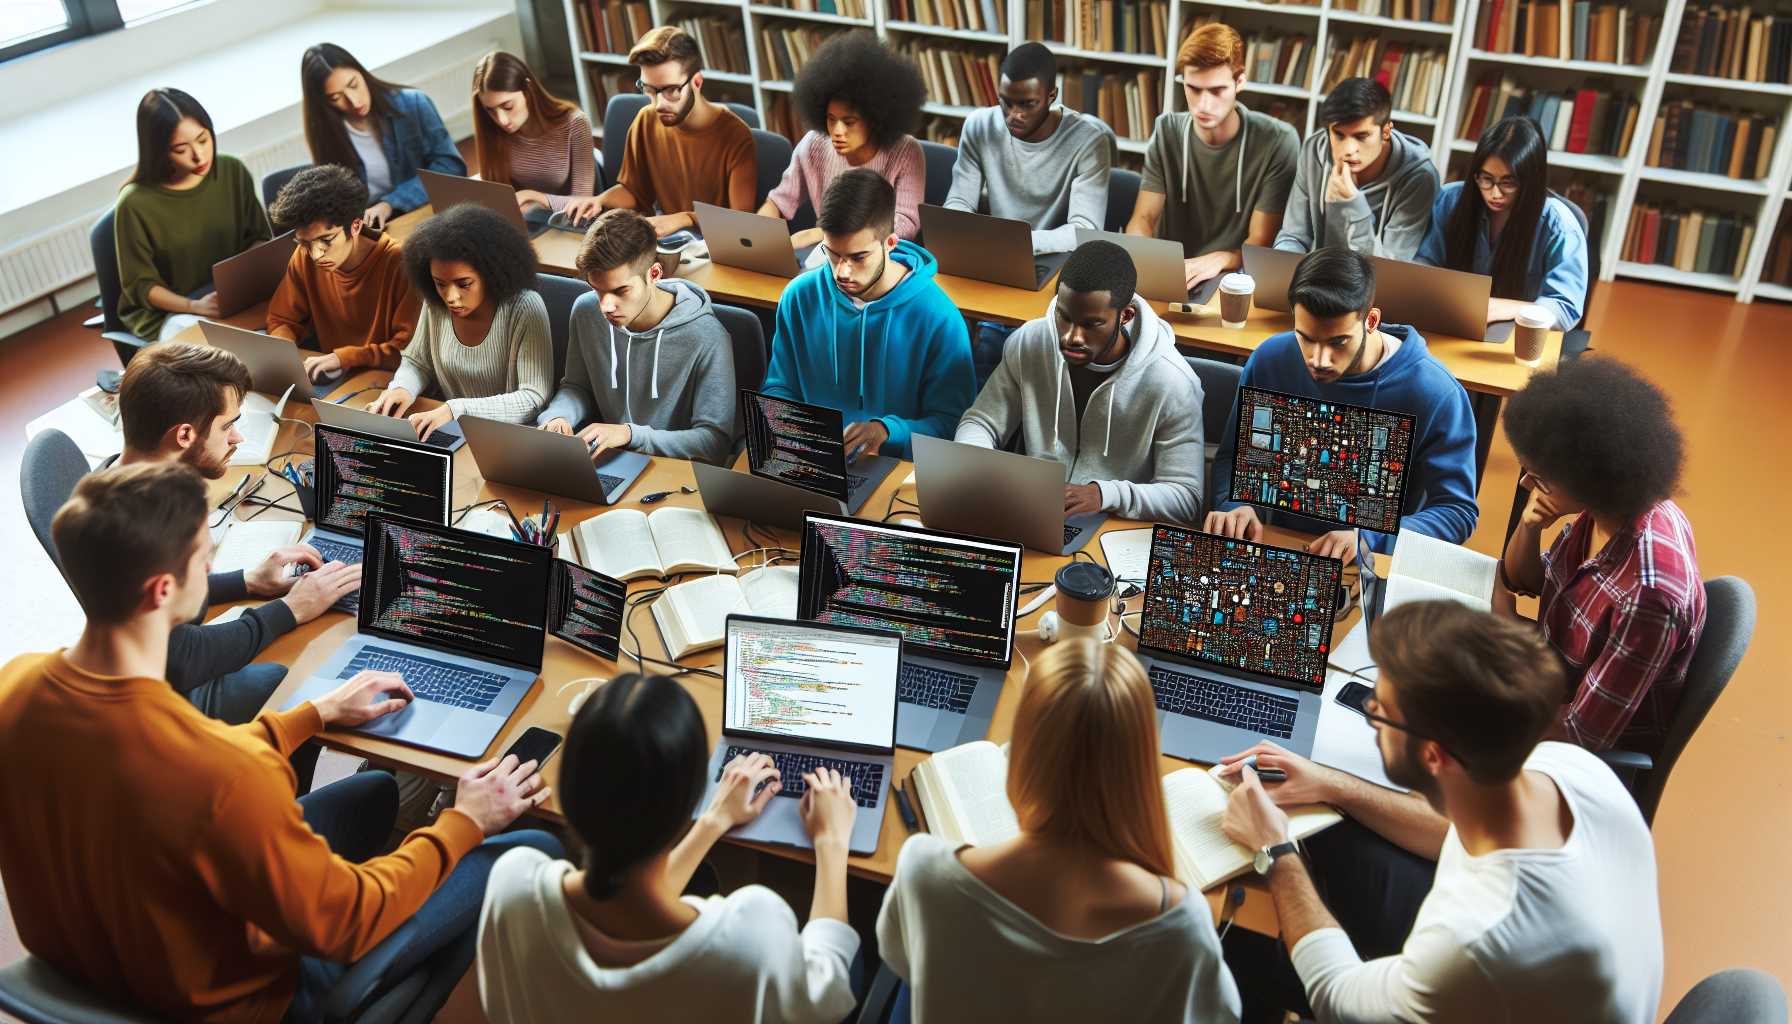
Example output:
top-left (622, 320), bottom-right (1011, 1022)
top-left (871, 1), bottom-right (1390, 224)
top-left (1320, 39), bottom-right (1449, 117)
top-left (1458, 75), bottom-right (1639, 157)
top-left (1646, 101), bottom-right (1778, 179)
top-left (888, 0), bottom-right (1005, 33)
top-left (1475, 0), bottom-right (1657, 66)
top-left (758, 0), bottom-right (870, 18)
top-left (759, 24), bottom-right (844, 81)
top-left (586, 67), bottom-right (635, 115)
top-left (1187, 18), bottom-right (1313, 89)
top-left (678, 17), bottom-right (751, 76)
top-left (902, 42), bottom-right (1003, 108)
top-left (920, 114), bottom-right (966, 146)
top-left (1062, 68), bottom-right (1163, 141)
top-left (573, 0), bottom-right (651, 55)
top-left (1059, 1), bottom-right (1171, 56)
top-left (1670, 5), bottom-right (1792, 85)
top-left (1557, 180), bottom-right (1612, 248)
top-left (1331, 0), bottom-right (1454, 24)
top-left (1622, 203), bottom-right (1754, 277)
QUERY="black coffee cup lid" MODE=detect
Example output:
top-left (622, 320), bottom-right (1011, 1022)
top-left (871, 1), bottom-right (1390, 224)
top-left (1055, 562), bottom-right (1115, 602)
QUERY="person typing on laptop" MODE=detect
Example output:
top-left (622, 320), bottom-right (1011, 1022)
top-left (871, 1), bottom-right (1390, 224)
top-left (763, 169), bottom-right (975, 460)
top-left (956, 239), bottom-right (1206, 524)
top-left (536, 209), bottom-right (736, 465)
top-left (1206, 248), bottom-right (1478, 557)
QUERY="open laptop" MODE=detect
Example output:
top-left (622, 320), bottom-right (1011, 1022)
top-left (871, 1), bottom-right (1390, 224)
top-left (282, 512), bottom-right (550, 758)
top-left (693, 460), bottom-right (850, 531)
top-left (1076, 228), bottom-right (1223, 305)
top-left (212, 232), bottom-right (297, 316)
top-left (310, 396), bottom-right (465, 452)
top-left (694, 202), bottom-right (817, 278)
top-left (304, 423), bottom-right (454, 613)
top-left (418, 169), bottom-right (566, 240)
top-left (201, 320), bottom-right (325, 402)
top-left (703, 615), bottom-right (901, 855)
top-left (1228, 385), bottom-right (1416, 536)
top-left (458, 414), bottom-right (649, 505)
top-left (1136, 525), bottom-right (1343, 763)
top-left (1367, 256), bottom-right (1512, 343)
top-left (798, 512), bottom-right (1022, 752)
top-left (922, 205), bottom-right (1071, 291)
top-left (911, 434), bottom-right (1106, 555)
top-left (550, 560), bottom-right (628, 661)
top-left (1241, 244), bottom-right (1304, 313)
top-left (741, 390), bottom-right (897, 515)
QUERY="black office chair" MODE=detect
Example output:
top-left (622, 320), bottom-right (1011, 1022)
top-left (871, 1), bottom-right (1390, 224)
top-left (534, 272), bottom-right (589, 385)
top-left (714, 302), bottom-right (767, 392)
top-left (1106, 168), bottom-right (1141, 233)
top-left (599, 94), bottom-right (760, 191)
top-left (88, 209), bottom-right (150, 367)
top-left (751, 128), bottom-right (794, 210)
top-left (1183, 355), bottom-right (1241, 476)
top-left (1664, 968), bottom-right (1787, 1024)
top-left (1547, 188), bottom-right (1595, 359)
top-left (1597, 575), bottom-right (1755, 826)
top-left (920, 139), bottom-right (956, 209)
top-left (261, 163), bottom-right (311, 208)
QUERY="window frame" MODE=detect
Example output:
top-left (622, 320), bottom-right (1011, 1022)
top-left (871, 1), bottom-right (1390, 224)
top-left (0, 0), bottom-right (181, 65)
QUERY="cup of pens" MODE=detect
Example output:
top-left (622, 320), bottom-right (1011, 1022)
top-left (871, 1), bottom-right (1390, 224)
top-left (508, 500), bottom-right (561, 549)
top-left (281, 459), bottom-right (318, 520)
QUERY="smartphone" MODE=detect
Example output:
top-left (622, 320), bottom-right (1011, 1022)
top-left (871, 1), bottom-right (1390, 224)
top-left (502, 727), bottom-right (562, 768)
top-left (1335, 682), bottom-right (1375, 720)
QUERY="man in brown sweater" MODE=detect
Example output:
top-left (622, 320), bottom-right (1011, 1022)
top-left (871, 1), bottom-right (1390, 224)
top-left (0, 462), bottom-right (561, 1022)
top-left (266, 164), bottom-right (420, 382)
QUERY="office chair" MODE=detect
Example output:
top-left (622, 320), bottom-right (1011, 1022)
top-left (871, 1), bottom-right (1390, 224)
top-left (534, 271), bottom-right (589, 385)
top-left (20, 428), bottom-right (89, 579)
top-left (1105, 168), bottom-right (1141, 233)
top-left (1184, 354), bottom-right (1241, 474)
top-left (920, 139), bottom-right (956, 209)
top-left (88, 210), bottom-right (150, 367)
top-left (1597, 575), bottom-right (1755, 826)
top-left (0, 957), bottom-right (158, 1024)
top-left (598, 94), bottom-right (760, 191)
top-left (1545, 188), bottom-right (1595, 359)
top-left (1666, 968), bottom-right (1788, 1023)
top-left (714, 302), bottom-right (767, 392)
top-left (261, 163), bottom-right (311, 208)
top-left (751, 128), bottom-right (794, 210)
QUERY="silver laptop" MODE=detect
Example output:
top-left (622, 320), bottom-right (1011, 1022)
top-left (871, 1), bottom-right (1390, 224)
top-left (1076, 228), bottom-right (1222, 305)
top-left (798, 512), bottom-right (1022, 753)
top-left (304, 423), bottom-right (454, 614)
top-left (693, 460), bottom-right (848, 530)
top-left (1367, 256), bottom-right (1512, 343)
top-left (418, 169), bottom-right (561, 240)
top-left (212, 232), bottom-right (297, 316)
top-left (1136, 525), bottom-right (1342, 764)
top-left (458, 414), bottom-right (649, 505)
top-left (922, 205), bottom-right (1070, 291)
top-left (310, 396), bottom-right (465, 452)
top-left (740, 390), bottom-right (897, 515)
top-left (703, 615), bottom-right (901, 855)
top-left (911, 434), bottom-right (1106, 556)
top-left (201, 320), bottom-right (321, 401)
top-left (694, 202), bottom-right (817, 278)
top-left (1242, 244), bottom-right (1304, 313)
top-left (283, 512), bottom-right (550, 758)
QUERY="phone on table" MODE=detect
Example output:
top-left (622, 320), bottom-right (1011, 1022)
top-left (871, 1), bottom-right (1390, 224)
top-left (1335, 682), bottom-right (1375, 719)
top-left (502, 726), bottom-right (563, 767)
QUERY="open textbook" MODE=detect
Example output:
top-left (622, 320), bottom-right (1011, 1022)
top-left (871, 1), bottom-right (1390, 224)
top-left (650, 566), bottom-right (799, 659)
top-left (911, 741), bottom-right (1339, 890)
top-left (1382, 530), bottom-right (1498, 613)
top-left (558, 506), bottom-right (735, 581)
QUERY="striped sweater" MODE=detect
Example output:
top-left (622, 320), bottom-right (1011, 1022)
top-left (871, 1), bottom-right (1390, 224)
top-left (765, 131), bottom-right (925, 239)
top-left (506, 110), bottom-right (597, 213)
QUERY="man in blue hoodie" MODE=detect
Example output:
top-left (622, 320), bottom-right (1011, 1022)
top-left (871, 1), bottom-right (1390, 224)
top-left (762, 168), bottom-right (975, 461)
top-left (1207, 248), bottom-right (1478, 557)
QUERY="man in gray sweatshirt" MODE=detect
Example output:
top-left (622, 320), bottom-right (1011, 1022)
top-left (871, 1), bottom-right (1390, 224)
top-left (956, 240), bottom-right (1207, 524)
top-left (1273, 77), bottom-right (1440, 260)
top-left (538, 208), bottom-right (736, 465)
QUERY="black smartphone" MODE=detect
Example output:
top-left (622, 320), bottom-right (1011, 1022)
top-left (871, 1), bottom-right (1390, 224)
top-left (1335, 682), bottom-right (1375, 719)
top-left (503, 727), bottom-right (562, 768)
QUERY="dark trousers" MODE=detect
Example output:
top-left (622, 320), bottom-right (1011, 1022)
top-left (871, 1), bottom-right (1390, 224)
top-left (185, 661), bottom-right (320, 793)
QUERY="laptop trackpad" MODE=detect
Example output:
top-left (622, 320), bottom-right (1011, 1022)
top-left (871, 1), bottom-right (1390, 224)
top-left (1484, 320), bottom-right (1516, 343)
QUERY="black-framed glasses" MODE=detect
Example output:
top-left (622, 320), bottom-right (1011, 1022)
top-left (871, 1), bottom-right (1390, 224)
top-left (1361, 693), bottom-right (1470, 767)
top-left (637, 75), bottom-right (693, 100)
top-left (1517, 465), bottom-right (1552, 495)
top-left (1472, 172), bottom-right (1521, 195)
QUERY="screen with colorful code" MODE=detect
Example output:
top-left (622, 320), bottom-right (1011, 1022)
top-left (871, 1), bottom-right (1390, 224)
top-left (551, 560), bottom-right (626, 661)
top-left (360, 515), bottom-right (550, 668)
top-left (724, 617), bottom-right (901, 748)
top-left (1228, 386), bottom-right (1415, 534)
top-left (314, 424), bottom-right (452, 535)
top-left (741, 389), bottom-right (849, 500)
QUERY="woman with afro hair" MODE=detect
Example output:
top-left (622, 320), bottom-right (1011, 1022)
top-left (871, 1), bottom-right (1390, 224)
top-left (758, 31), bottom-right (927, 249)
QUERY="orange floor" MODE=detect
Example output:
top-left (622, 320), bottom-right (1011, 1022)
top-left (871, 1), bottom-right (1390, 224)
top-left (0, 275), bottom-right (1786, 1020)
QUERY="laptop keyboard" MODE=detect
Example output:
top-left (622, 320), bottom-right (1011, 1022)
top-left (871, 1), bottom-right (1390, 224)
top-left (899, 662), bottom-right (978, 712)
top-left (720, 746), bottom-right (884, 808)
top-left (337, 645), bottom-right (508, 712)
top-left (1149, 666), bottom-right (1299, 739)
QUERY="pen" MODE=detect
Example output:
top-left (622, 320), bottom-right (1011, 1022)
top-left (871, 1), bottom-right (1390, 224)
top-left (893, 779), bottom-right (920, 833)
top-left (499, 502), bottom-right (526, 537)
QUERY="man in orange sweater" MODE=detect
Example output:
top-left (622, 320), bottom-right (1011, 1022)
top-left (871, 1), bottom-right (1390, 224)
top-left (267, 164), bottom-right (420, 382)
top-left (0, 463), bottom-right (561, 1022)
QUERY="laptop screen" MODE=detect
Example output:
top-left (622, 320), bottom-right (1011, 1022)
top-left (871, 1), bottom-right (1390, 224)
top-left (797, 513), bottom-right (1021, 667)
top-left (1228, 386), bottom-right (1416, 535)
top-left (314, 424), bottom-right (453, 536)
top-left (723, 616), bottom-right (902, 753)
top-left (741, 390), bottom-right (849, 501)
top-left (1137, 525), bottom-right (1342, 691)
top-left (550, 560), bottom-right (627, 660)
top-left (358, 513), bottom-right (551, 671)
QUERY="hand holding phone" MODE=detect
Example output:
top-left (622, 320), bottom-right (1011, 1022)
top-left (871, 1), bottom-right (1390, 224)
top-left (502, 727), bottom-right (563, 768)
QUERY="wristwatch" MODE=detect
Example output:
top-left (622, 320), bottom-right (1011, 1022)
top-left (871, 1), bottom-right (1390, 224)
top-left (1253, 839), bottom-right (1300, 876)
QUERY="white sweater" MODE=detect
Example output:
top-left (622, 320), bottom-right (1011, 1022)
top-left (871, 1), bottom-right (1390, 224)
top-left (476, 848), bottom-right (859, 1024)
top-left (390, 290), bottom-right (553, 423)
top-left (1291, 742), bottom-right (1663, 1023)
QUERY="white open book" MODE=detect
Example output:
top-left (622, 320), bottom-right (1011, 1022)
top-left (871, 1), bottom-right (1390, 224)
top-left (559, 506), bottom-right (736, 581)
top-left (650, 566), bottom-right (799, 659)
top-left (1382, 530), bottom-right (1498, 613)
top-left (230, 385), bottom-right (295, 467)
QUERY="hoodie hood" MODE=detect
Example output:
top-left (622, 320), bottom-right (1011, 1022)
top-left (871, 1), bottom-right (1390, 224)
top-left (818, 240), bottom-right (940, 408)
top-left (1045, 294), bottom-right (1181, 459)
top-left (1307, 127), bottom-right (1434, 201)
top-left (601, 278), bottom-right (715, 413)
top-left (1283, 126), bottom-right (1440, 258)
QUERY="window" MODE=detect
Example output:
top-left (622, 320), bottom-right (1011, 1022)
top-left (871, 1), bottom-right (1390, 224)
top-left (2, 2), bottom-right (70, 50)
top-left (1, 0), bottom-right (210, 64)
top-left (115, 0), bottom-right (201, 24)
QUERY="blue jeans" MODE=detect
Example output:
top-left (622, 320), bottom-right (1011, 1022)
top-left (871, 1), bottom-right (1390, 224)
top-left (185, 661), bottom-right (320, 792)
top-left (971, 321), bottom-right (1016, 389)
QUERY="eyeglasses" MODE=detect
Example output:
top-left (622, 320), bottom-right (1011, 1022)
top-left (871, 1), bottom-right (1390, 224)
top-left (1472, 172), bottom-right (1522, 195)
top-left (637, 75), bottom-right (693, 100)
top-left (1361, 693), bottom-right (1470, 769)
top-left (1517, 466), bottom-right (1552, 495)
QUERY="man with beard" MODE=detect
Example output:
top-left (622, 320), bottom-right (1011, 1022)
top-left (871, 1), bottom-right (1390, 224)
top-left (1218, 600), bottom-right (1663, 1023)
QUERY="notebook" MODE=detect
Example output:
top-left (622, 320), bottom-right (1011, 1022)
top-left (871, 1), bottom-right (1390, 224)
top-left (557, 506), bottom-right (735, 581)
top-left (1382, 531), bottom-right (1498, 613)
top-left (650, 566), bottom-right (799, 659)
top-left (211, 520), bottom-right (304, 575)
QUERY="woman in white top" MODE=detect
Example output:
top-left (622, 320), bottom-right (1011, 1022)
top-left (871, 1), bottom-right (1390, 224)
top-left (877, 640), bottom-right (1242, 1024)
top-left (476, 672), bottom-right (864, 1024)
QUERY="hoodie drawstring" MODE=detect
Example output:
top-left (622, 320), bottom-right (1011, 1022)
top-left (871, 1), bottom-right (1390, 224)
top-left (1103, 385), bottom-right (1115, 458)
top-left (650, 329), bottom-right (662, 400)
top-left (608, 323), bottom-right (666, 418)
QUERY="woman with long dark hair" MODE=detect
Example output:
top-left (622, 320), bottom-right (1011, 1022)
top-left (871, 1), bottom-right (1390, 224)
top-left (1414, 116), bottom-right (1589, 331)
top-left (299, 43), bottom-right (465, 229)
top-left (114, 87), bottom-right (271, 340)
top-left (471, 50), bottom-right (596, 219)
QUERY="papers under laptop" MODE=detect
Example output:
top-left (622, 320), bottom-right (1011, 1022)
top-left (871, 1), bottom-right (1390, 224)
top-left (910, 434), bottom-right (1106, 556)
top-left (740, 389), bottom-right (897, 515)
top-left (310, 397), bottom-right (466, 452)
top-left (701, 615), bottom-right (901, 855)
top-left (283, 512), bottom-right (550, 758)
top-left (304, 423), bottom-right (454, 613)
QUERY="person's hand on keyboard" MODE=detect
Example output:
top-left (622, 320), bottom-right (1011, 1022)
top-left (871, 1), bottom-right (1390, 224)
top-left (843, 419), bottom-right (889, 464)
top-left (576, 422), bottom-right (633, 461)
top-left (1064, 482), bottom-right (1103, 516)
top-left (245, 544), bottom-right (324, 598)
top-left (408, 404), bottom-right (456, 442)
top-left (799, 767), bottom-right (856, 857)
top-left (702, 753), bottom-right (781, 832)
top-left (1215, 741), bottom-right (1345, 809)
top-left (313, 669), bottom-right (414, 728)
top-left (1203, 505), bottom-right (1264, 543)
top-left (454, 753), bottom-right (552, 835)
top-left (281, 561), bottom-right (363, 623)
top-left (367, 386), bottom-right (416, 417)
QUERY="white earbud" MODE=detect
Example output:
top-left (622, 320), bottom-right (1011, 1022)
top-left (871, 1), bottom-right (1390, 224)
top-left (1036, 610), bottom-right (1062, 643)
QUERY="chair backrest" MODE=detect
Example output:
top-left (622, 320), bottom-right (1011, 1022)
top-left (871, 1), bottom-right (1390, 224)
top-left (21, 429), bottom-right (91, 580)
top-left (1547, 187), bottom-right (1595, 332)
top-left (724, 101), bottom-right (760, 129)
top-left (0, 955), bottom-right (160, 1024)
top-left (601, 94), bottom-right (651, 192)
top-left (713, 302), bottom-right (767, 393)
top-left (260, 163), bottom-right (310, 209)
top-left (920, 140), bottom-right (956, 209)
top-left (1182, 355), bottom-right (1241, 450)
top-left (1664, 968), bottom-right (1787, 1024)
top-left (534, 272), bottom-right (590, 387)
top-left (751, 129), bottom-right (794, 210)
top-left (1106, 168), bottom-right (1141, 233)
top-left (90, 209), bottom-right (125, 334)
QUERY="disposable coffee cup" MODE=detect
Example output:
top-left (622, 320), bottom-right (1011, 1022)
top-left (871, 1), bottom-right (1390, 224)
top-left (1055, 562), bottom-right (1116, 643)
top-left (1513, 305), bottom-right (1551, 366)
top-left (1219, 272), bottom-right (1255, 328)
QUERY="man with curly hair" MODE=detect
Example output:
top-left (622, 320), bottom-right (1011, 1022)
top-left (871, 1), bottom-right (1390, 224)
top-left (267, 164), bottom-right (421, 382)
top-left (1497, 358), bottom-right (1705, 754)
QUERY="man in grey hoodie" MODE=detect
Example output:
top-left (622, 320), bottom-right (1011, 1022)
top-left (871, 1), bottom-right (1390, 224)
top-left (1273, 78), bottom-right (1440, 260)
top-left (538, 208), bottom-right (736, 465)
top-left (956, 239), bottom-right (1207, 525)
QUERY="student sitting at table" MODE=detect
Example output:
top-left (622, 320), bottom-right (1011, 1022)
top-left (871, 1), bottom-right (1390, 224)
top-left (0, 462), bottom-right (561, 1022)
top-left (1272, 77), bottom-right (1439, 260)
top-left (761, 169), bottom-right (975, 460)
top-left (956, 239), bottom-right (1206, 525)
top-left (114, 87), bottom-right (271, 341)
top-left (266, 164), bottom-right (421, 382)
top-left (759, 30), bottom-right (926, 251)
top-left (471, 50), bottom-right (597, 218)
top-left (477, 673), bottom-right (861, 1023)
top-left (1414, 116), bottom-right (1588, 332)
top-left (878, 640), bottom-right (1242, 1023)
top-left (368, 204), bottom-right (553, 439)
top-left (536, 209), bottom-right (736, 465)
top-left (300, 43), bottom-right (467, 229)
top-left (1497, 358), bottom-right (1705, 755)
top-left (1126, 23), bottom-right (1299, 294)
top-left (1217, 602), bottom-right (1663, 1023)
top-left (1206, 248), bottom-right (1478, 557)
top-left (583, 26), bottom-right (756, 235)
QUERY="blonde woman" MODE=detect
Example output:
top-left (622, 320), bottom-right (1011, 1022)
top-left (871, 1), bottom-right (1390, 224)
top-left (876, 640), bottom-right (1242, 1023)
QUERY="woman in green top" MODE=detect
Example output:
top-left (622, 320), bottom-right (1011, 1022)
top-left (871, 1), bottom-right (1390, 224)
top-left (114, 88), bottom-right (271, 341)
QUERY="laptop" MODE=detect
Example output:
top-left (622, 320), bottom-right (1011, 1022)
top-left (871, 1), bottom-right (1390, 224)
top-left (922, 205), bottom-right (1071, 291)
top-left (550, 560), bottom-right (628, 660)
top-left (1367, 256), bottom-right (1512, 343)
top-left (1228, 385), bottom-right (1417, 536)
top-left (282, 512), bottom-right (550, 758)
top-left (798, 512), bottom-right (1023, 752)
top-left (740, 390), bottom-right (898, 515)
top-left (211, 232), bottom-right (297, 316)
top-left (458, 414), bottom-right (649, 505)
top-left (702, 615), bottom-right (902, 855)
top-left (1241, 244), bottom-right (1304, 313)
top-left (911, 434), bottom-right (1106, 556)
top-left (1136, 525), bottom-right (1342, 764)
top-left (310, 396), bottom-right (466, 453)
top-left (201, 320), bottom-right (322, 402)
top-left (304, 423), bottom-right (454, 613)
top-left (693, 460), bottom-right (850, 531)
top-left (1075, 228), bottom-right (1222, 305)
top-left (418, 169), bottom-right (558, 240)
top-left (694, 202), bottom-right (817, 278)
